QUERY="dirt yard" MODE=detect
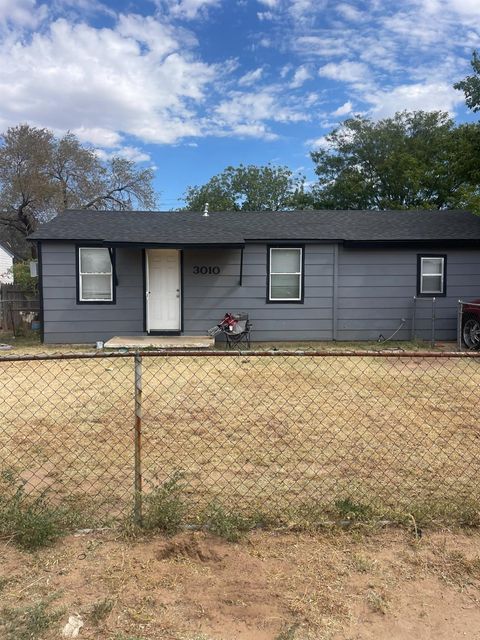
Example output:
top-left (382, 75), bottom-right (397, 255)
top-left (1, 527), bottom-right (480, 640)
top-left (0, 348), bottom-right (479, 523)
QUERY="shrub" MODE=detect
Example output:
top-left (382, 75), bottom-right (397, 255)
top-left (89, 598), bottom-right (114, 625)
top-left (0, 595), bottom-right (64, 640)
top-left (201, 502), bottom-right (253, 542)
top-left (334, 497), bottom-right (374, 522)
top-left (142, 471), bottom-right (186, 535)
top-left (10, 261), bottom-right (38, 296)
top-left (0, 470), bottom-right (69, 550)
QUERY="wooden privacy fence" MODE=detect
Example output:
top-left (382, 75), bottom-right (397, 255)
top-left (0, 284), bottom-right (40, 333)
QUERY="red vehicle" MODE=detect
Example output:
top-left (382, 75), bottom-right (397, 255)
top-left (462, 299), bottom-right (480, 349)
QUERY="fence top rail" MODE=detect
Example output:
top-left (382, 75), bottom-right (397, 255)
top-left (459, 300), bottom-right (480, 308)
top-left (0, 348), bottom-right (479, 362)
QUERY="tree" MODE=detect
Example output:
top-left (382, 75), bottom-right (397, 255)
top-left (454, 51), bottom-right (480, 112)
top-left (183, 164), bottom-right (308, 211)
top-left (310, 111), bottom-right (473, 210)
top-left (0, 124), bottom-right (157, 255)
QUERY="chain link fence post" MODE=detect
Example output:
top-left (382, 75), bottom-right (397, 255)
top-left (134, 351), bottom-right (143, 525)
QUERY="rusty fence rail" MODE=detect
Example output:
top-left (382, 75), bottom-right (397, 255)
top-left (1, 349), bottom-right (480, 526)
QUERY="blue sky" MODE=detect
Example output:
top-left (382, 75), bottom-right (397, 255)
top-left (0, 0), bottom-right (478, 208)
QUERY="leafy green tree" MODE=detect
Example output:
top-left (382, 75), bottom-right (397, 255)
top-left (454, 51), bottom-right (480, 112)
top-left (10, 261), bottom-right (38, 296)
top-left (310, 111), bottom-right (473, 210)
top-left (183, 164), bottom-right (308, 211)
top-left (0, 124), bottom-right (157, 254)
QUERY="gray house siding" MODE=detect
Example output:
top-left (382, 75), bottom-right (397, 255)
top-left (40, 241), bottom-right (480, 344)
top-left (42, 242), bottom-right (144, 343)
top-left (182, 244), bottom-right (335, 341)
top-left (337, 246), bottom-right (480, 341)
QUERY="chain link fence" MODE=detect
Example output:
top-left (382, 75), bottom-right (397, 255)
top-left (1, 350), bottom-right (480, 526)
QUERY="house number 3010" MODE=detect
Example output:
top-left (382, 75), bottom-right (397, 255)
top-left (193, 266), bottom-right (220, 275)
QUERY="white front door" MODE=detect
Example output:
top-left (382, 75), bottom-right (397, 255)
top-left (146, 249), bottom-right (181, 332)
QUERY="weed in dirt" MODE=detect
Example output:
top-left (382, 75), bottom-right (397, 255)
top-left (201, 502), bottom-right (253, 542)
top-left (351, 553), bottom-right (375, 573)
top-left (405, 498), bottom-right (480, 528)
top-left (275, 623), bottom-right (300, 639)
top-left (142, 471), bottom-right (186, 535)
top-left (0, 594), bottom-right (64, 640)
top-left (90, 598), bottom-right (114, 625)
top-left (366, 588), bottom-right (389, 615)
top-left (0, 576), bottom-right (11, 592)
top-left (0, 471), bottom-right (78, 550)
top-left (425, 549), bottom-right (480, 588)
top-left (334, 498), bottom-right (374, 522)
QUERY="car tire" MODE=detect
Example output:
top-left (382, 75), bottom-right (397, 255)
top-left (462, 314), bottom-right (480, 349)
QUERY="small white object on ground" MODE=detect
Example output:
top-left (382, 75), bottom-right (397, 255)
top-left (0, 344), bottom-right (13, 350)
top-left (62, 614), bottom-right (84, 637)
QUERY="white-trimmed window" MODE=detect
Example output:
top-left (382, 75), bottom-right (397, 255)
top-left (269, 247), bottom-right (303, 301)
top-left (418, 255), bottom-right (446, 296)
top-left (78, 247), bottom-right (113, 302)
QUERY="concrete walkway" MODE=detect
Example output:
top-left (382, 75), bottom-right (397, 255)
top-left (104, 335), bottom-right (214, 349)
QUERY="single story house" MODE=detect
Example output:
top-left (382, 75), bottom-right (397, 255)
top-left (28, 208), bottom-right (480, 344)
top-left (0, 242), bottom-right (14, 284)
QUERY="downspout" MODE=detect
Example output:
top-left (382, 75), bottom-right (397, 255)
top-left (332, 244), bottom-right (338, 341)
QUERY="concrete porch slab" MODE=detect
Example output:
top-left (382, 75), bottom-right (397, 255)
top-left (104, 335), bottom-right (214, 349)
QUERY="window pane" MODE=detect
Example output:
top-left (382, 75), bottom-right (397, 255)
top-left (422, 275), bottom-right (442, 293)
top-left (422, 258), bottom-right (442, 275)
top-left (80, 248), bottom-right (111, 274)
top-left (271, 274), bottom-right (300, 299)
top-left (271, 249), bottom-right (301, 273)
top-left (81, 274), bottom-right (112, 300)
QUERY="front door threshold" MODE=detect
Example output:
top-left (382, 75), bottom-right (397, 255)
top-left (148, 331), bottom-right (181, 336)
top-left (104, 335), bottom-right (214, 349)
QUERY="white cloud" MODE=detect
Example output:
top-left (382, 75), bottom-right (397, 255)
top-left (290, 64), bottom-right (311, 88)
top-left (257, 0), bottom-right (279, 7)
top-left (95, 145), bottom-right (151, 162)
top-left (257, 10), bottom-right (274, 20)
top-left (72, 127), bottom-right (123, 148)
top-left (289, 0), bottom-right (323, 19)
top-left (158, 0), bottom-right (221, 19)
top-left (304, 92), bottom-right (319, 106)
top-left (306, 135), bottom-right (329, 149)
top-left (319, 60), bottom-right (370, 85)
top-left (238, 67), bottom-right (264, 86)
top-left (331, 100), bottom-right (353, 117)
top-left (365, 81), bottom-right (464, 118)
top-left (295, 35), bottom-right (349, 57)
top-left (215, 89), bottom-right (308, 124)
top-left (0, 14), bottom-right (221, 145)
top-left (213, 87), bottom-right (310, 139)
top-left (423, 0), bottom-right (480, 18)
top-left (223, 123), bottom-right (278, 140)
top-left (336, 3), bottom-right (365, 22)
top-left (0, 0), bottom-right (47, 28)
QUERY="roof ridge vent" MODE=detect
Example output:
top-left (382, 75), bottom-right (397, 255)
top-left (203, 202), bottom-right (209, 217)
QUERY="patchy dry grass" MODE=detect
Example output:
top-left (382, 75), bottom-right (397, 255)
top-left (1, 528), bottom-right (480, 640)
top-left (0, 350), bottom-right (479, 526)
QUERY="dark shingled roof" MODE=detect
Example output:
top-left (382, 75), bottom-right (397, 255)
top-left (28, 209), bottom-right (480, 245)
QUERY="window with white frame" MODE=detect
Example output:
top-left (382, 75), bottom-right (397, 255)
top-left (78, 247), bottom-right (113, 302)
top-left (418, 255), bottom-right (446, 296)
top-left (269, 247), bottom-right (303, 301)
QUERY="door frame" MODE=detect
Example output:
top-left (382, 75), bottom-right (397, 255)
top-left (143, 248), bottom-right (184, 335)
